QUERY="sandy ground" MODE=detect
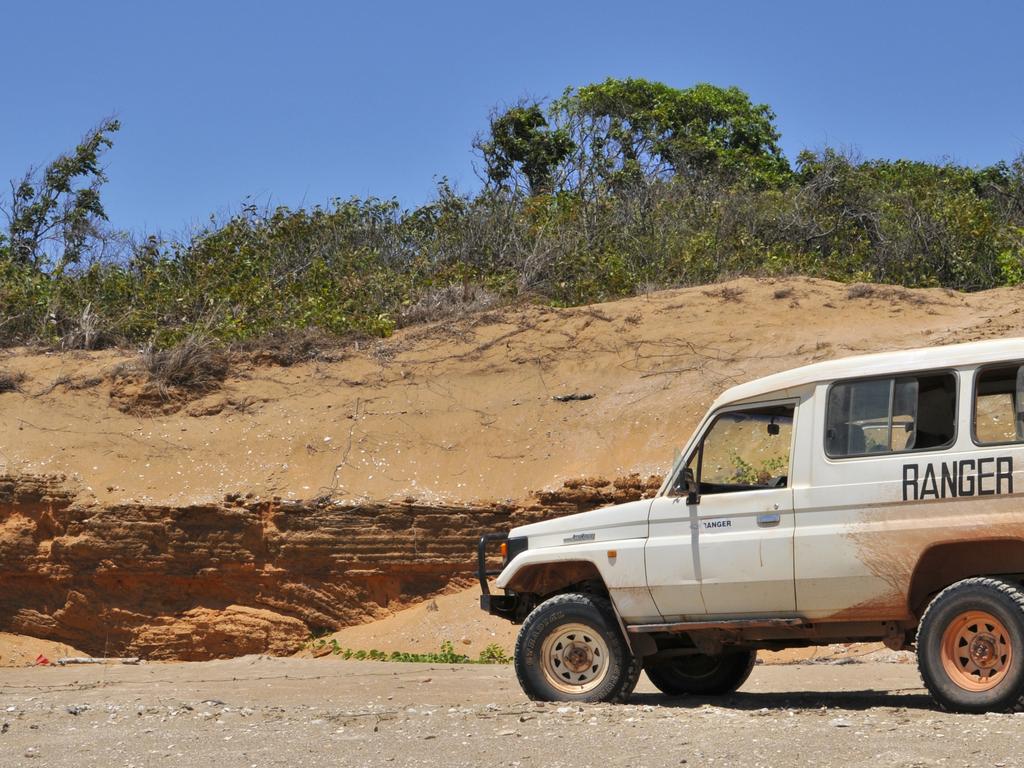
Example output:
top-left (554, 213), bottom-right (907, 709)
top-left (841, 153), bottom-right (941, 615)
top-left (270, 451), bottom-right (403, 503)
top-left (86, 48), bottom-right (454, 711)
top-left (0, 635), bottom-right (85, 669)
top-left (2, 277), bottom-right (1023, 508)
top-left (1, 657), bottom-right (1020, 768)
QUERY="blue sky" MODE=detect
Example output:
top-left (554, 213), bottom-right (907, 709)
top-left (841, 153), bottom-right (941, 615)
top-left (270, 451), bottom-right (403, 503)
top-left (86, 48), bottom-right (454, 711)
top-left (2, 1), bottom-right (1023, 237)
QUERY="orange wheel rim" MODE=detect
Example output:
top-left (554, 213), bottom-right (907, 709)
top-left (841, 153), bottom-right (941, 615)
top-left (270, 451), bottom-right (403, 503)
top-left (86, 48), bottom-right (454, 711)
top-left (940, 610), bottom-right (1013, 692)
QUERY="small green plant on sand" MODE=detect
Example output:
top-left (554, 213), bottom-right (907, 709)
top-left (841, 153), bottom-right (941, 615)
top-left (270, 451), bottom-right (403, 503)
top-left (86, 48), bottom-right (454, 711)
top-left (477, 643), bottom-right (511, 664)
top-left (324, 640), bottom-right (511, 664)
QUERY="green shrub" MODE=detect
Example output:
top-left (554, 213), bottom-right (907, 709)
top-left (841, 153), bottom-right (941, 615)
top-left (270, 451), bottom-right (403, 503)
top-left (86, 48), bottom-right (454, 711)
top-left (4, 92), bottom-right (1024, 352)
top-left (477, 643), bottom-right (511, 664)
top-left (328, 640), bottom-right (509, 664)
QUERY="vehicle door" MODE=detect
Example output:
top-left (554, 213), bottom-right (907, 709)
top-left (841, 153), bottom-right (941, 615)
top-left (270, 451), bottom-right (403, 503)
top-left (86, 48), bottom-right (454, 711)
top-left (794, 370), bottom-right (962, 617)
top-left (647, 401), bottom-right (798, 619)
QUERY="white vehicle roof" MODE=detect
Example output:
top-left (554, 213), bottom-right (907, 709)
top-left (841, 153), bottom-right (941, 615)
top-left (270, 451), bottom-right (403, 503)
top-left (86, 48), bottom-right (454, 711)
top-left (714, 337), bottom-right (1024, 410)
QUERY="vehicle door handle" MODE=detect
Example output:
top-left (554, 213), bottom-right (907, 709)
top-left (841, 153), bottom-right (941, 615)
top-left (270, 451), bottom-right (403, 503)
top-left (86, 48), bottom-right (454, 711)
top-left (757, 513), bottom-right (781, 527)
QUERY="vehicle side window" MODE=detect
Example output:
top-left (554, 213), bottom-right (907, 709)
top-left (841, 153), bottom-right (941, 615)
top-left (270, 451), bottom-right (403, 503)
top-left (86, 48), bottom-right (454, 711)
top-left (974, 364), bottom-right (1024, 445)
top-left (825, 372), bottom-right (956, 458)
top-left (678, 404), bottom-right (794, 495)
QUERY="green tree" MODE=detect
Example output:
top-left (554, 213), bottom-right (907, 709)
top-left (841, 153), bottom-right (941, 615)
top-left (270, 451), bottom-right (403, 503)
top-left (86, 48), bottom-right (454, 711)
top-left (475, 101), bottom-right (575, 195)
top-left (3, 118), bottom-right (121, 276)
top-left (554, 78), bottom-right (791, 192)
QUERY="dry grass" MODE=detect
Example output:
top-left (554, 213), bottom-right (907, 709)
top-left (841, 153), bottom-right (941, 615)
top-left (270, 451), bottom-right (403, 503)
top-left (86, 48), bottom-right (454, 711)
top-left (138, 337), bottom-right (230, 398)
top-left (846, 283), bottom-right (877, 299)
top-left (110, 336), bottom-right (230, 415)
top-left (59, 303), bottom-right (111, 351)
top-left (397, 284), bottom-right (499, 327)
top-left (0, 369), bottom-right (26, 393)
top-left (846, 283), bottom-right (928, 305)
top-left (32, 374), bottom-right (103, 398)
top-left (702, 285), bottom-right (745, 302)
top-left (52, 374), bottom-right (104, 391)
top-left (62, 375), bottom-right (104, 391)
top-left (235, 328), bottom-right (343, 367)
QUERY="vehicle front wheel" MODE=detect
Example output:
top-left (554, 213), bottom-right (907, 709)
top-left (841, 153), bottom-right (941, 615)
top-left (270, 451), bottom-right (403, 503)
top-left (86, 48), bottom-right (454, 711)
top-left (917, 577), bottom-right (1024, 713)
top-left (514, 593), bottom-right (640, 703)
top-left (643, 650), bottom-right (756, 696)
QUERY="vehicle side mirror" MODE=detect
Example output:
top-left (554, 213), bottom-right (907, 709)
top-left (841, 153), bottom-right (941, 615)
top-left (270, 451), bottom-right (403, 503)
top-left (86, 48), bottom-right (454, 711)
top-left (683, 467), bottom-right (699, 505)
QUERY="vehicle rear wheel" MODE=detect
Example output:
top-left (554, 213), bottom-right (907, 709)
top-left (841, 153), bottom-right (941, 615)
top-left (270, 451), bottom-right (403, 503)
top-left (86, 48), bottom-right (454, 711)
top-left (514, 593), bottom-right (640, 703)
top-left (917, 577), bottom-right (1024, 713)
top-left (643, 649), bottom-right (756, 696)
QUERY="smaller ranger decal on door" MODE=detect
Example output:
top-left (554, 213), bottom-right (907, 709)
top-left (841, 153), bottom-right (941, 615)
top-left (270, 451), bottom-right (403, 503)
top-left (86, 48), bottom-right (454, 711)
top-left (902, 457), bottom-right (1014, 501)
top-left (702, 519), bottom-right (733, 529)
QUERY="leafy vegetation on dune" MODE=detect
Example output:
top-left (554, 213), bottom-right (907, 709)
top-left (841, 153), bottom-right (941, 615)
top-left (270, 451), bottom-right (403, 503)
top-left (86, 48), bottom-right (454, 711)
top-left (2, 78), bottom-right (1023, 350)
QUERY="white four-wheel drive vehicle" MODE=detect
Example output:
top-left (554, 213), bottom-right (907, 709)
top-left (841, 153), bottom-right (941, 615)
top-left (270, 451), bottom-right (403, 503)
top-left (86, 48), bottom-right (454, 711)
top-left (479, 338), bottom-right (1024, 712)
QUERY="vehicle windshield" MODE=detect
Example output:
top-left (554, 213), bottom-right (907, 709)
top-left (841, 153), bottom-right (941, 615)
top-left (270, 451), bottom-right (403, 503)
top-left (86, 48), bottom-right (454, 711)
top-left (668, 404), bottom-right (794, 496)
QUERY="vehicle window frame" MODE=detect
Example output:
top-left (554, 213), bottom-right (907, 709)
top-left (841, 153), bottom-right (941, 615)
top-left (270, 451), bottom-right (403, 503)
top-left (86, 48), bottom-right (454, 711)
top-left (971, 360), bottom-right (1024, 447)
top-left (823, 368), bottom-right (959, 461)
top-left (668, 398), bottom-right (799, 497)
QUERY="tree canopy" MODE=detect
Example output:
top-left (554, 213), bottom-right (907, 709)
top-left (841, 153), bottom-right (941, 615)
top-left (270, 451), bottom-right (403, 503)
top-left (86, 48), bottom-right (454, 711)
top-left (2, 118), bottom-right (121, 276)
top-left (477, 79), bottom-right (791, 195)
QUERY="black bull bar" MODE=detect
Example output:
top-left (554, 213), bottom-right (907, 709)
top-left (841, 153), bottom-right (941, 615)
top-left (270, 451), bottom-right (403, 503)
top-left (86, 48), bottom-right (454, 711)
top-left (477, 532), bottom-right (518, 620)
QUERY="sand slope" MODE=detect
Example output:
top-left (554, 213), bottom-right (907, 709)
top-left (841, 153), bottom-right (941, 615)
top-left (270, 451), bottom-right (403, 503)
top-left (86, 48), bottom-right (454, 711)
top-left (2, 277), bottom-right (1021, 508)
top-left (3, 277), bottom-right (1024, 660)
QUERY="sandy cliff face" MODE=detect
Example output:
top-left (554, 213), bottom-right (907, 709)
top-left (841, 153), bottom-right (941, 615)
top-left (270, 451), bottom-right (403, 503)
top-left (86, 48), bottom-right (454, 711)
top-left (3, 278), bottom-right (1024, 659)
top-left (0, 472), bottom-right (658, 660)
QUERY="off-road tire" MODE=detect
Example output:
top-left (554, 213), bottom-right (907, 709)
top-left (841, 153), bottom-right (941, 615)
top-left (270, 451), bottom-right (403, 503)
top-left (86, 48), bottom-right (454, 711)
top-left (917, 577), bottom-right (1024, 713)
top-left (514, 593), bottom-right (640, 703)
top-left (643, 649), bottom-right (756, 696)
